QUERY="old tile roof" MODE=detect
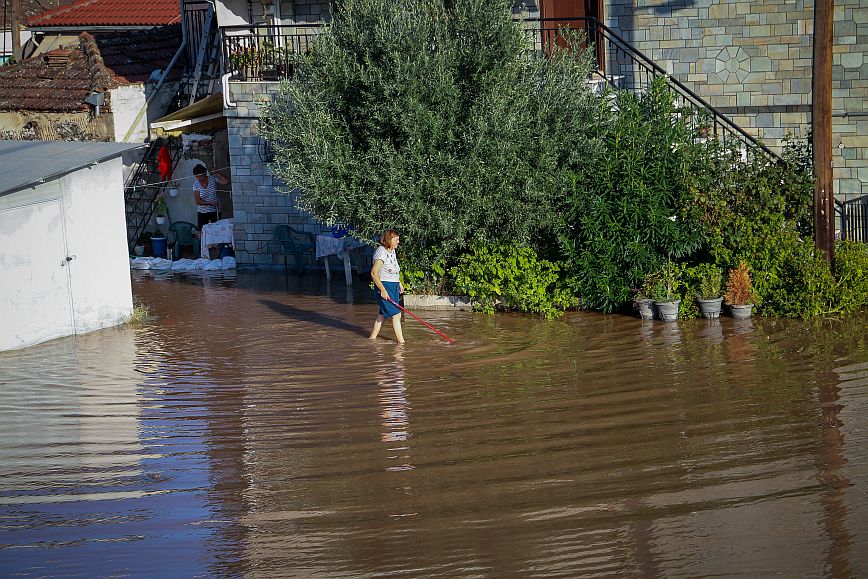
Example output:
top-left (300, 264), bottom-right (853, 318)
top-left (0, 26), bottom-right (181, 111)
top-left (25, 0), bottom-right (181, 28)
top-left (0, 32), bottom-right (119, 112)
top-left (94, 26), bottom-right (182, 83)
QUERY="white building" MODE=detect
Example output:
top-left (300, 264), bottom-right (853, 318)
top-left (0, 140), bottom-right (141, 351)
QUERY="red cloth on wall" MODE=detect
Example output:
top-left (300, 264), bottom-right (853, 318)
top-left (157, 146), bottom-right (172, 180)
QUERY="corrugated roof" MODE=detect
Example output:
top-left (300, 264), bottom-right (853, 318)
top-left (26, 0), bottom-right (181, 28)
top-left (0, 140), bottom-right (143, 196)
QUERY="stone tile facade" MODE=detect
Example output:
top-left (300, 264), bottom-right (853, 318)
top-left (221, 0), bottom-right (866, 266)
top-left (603, 0), bottom-right (868, 200)
top-left (225, 81), bottom-right (373, 269)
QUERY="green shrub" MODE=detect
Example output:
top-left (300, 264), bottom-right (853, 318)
top-left (261, 0), bottom-right (598, 264)
top-left (450, 245), bottom-right (577, 318)
top-left (686, 263), bottom-right (723, 300)
top-left (833, 240), bottom-right (868, 313)
top-left (399, 249), bottom-right (450, 295)
top-left (560, 78), bottom-right (707, 312)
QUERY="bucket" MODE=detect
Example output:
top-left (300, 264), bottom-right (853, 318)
top-left (151, 236), bottom-right (167, 258)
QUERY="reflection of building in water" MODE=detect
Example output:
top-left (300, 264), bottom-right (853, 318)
top-left (377, 346), bottom-right (413, 472)
top-left (0, 327), bottom-right (142, 501)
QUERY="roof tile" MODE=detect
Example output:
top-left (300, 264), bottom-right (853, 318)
top-left (26, 0), bottom-right (180, 28)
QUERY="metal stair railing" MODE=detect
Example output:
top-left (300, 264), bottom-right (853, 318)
top-left (836, 195), bottom-right (868, 243)
top-left (124, 140), bottom-right (183, 250)
top-left (522, 16), bottom-right (781, 165)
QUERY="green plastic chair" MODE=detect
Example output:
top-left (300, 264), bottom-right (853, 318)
top-left (168, 221), bottom-right (199, 260)
top-left (271, 225), bottom-right (316, 273)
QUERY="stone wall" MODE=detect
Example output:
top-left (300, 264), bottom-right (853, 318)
top-left (225, 81), bottom-right (337, 267)
top-left (278, 0), bottom-right (331, 24)
top-left (603, 0), bottom-right (867, 200)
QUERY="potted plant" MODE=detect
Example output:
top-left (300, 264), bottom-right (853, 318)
top-left (694, 263), bottom-right (724, 319)
top-left (651, 260), bottom-right (681, 322)
top-left (154, 194), bottom-right (168, 225)
top-left (135, 230), bottom-right (152, 257)
top-left (633, 272), bottom-right (658, 321)
top-left (167, 180), bottom-right (179, 197)
top-left (151, 227), bottom-right (167, 258)
top-left (724, 261), bottom-right (757, 319)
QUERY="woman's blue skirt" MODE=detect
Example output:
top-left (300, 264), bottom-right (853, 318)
top-left (375, 281), bottom-right (401, 319)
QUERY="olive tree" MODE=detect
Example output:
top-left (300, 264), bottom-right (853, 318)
top-left (261, 0), bottom-right (599, 262)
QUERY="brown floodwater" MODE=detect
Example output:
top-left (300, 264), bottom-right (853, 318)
top-left (1, 269), bottom-right (867, 577)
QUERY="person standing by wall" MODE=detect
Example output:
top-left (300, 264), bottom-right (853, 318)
top-left (369, 229), bottom-right (405, 344)
top-left (192, 164), bottom-right (229, 229)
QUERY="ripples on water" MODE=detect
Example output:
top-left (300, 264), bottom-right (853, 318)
top-left (1, 270), bottom-right (867, 577)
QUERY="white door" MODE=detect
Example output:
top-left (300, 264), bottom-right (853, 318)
top-left (0, 200), bottom-right (75, 351)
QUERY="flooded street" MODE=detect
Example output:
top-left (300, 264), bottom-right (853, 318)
top-left (2, 270), bottom-right (868, 577)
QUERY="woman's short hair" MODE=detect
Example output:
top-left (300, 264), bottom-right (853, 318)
top-left (380, 229), bottom-right (399, 248)
top-left (193, 164), bottom-right (207, 176)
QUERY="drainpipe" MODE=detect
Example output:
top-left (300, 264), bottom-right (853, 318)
top-left (222, 70), bottom-right (239, 108)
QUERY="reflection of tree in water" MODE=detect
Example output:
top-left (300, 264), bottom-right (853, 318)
top-left (376, 345), bottom-right (413, 471)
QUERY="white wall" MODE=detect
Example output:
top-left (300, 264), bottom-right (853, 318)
top-left (111, 84), bottom-right (148, 143)
top-left (216, 0), bottom-right (250, 28)
top-left (0, 158), bottom-right (133, 351)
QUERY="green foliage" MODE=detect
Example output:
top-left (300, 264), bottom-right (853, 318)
top-left (399, 248), bottom-right (450, 295)
top-left (449, 245), bottom-right (577, 318)
top-left (560, 78), bottom-right (706, 312)
top-left (686, 262), bottom-right (723, 300)
top-left (261, 0), bottom-right (598, 264)
top-left (695, 131), bottom-right (823, 316)
top-left (833, 240), bottom-right (868, 313)
top-left (154, 194), bottom-right (168, 216)
top-left (649, 259), bottom-right (683, 302)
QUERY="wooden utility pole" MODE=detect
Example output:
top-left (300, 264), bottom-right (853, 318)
top-left (812, 0), bottom-right (835, 263)
top-left (10, 0), bottom-right (22, 59)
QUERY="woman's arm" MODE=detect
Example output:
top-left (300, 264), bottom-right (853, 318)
top-left (371, 260), bottom-right (389, 300)
top-left (193, 189), bottom-right (217, 209)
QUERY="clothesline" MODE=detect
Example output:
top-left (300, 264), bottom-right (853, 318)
top-left (124, 165), bottom-right (234, 191)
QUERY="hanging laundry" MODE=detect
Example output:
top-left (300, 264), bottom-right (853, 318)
top-left (157, 145), bottom-right (172, 181)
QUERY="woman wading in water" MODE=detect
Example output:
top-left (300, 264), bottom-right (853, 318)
top-left (369, 230), bottom-right (405, 344)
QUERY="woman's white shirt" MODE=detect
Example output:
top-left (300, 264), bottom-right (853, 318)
top-left (194, 175), bottom-right (218, 214)
top-left (373, 246), bottom-right (400, 282)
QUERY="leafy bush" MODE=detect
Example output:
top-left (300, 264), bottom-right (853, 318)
top-left (560, 78), bottom-right (707, 312)
top-left (449, 245), bottom-right (577, 318)
top-left (261, 0), bottom-right (598, 264)
top-left (399, 249), bottom-right (450, 295)
top-left (687, 263), bottom-right (723, 300)
top-left (832, 240), bottom-right (868, 313)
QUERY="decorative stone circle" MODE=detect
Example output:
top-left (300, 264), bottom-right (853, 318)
top-left (714, 46), bottom-right (750, 83)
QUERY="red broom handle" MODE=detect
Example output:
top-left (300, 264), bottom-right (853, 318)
top-left (388, 297), bottom-right (455, 343)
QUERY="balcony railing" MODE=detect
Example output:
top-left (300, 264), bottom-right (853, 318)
top-left (836, 195), bottom-right (868, 243)
top-left (220, 17), bottom-right (777, 163)
top-left (221, 24), bottom-right (322, 81)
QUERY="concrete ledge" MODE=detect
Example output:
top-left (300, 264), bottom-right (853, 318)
top-left (403, 294), bottom-right (473, 311)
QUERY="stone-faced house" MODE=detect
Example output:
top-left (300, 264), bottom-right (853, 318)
top-left (599, 0), bottom-right (867, 202)
top-left (166, 0), bottom-right (865, 268)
